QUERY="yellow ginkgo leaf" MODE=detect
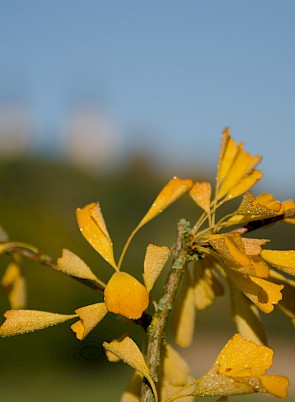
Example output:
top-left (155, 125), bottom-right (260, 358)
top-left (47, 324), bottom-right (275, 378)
top-left (103, 337), bottom-right (158, 402)
top-left (229, 192), bottom-right (283, 225)
top-left (209, 234), bottom-right (269, 277)
top-left (259, 375), bottom-right (289, 398)
top-left (0, 310), bottom-right (77, 336)
top-left (217, 334), bottom-right (272, 377)
top-left (173, 271), bottom-right (195, 347)
top-left (189, 182), bottom-right (212, 214)
top-left (247, 255), bottom-right (270, 278)
top-left (71, 302), bottom-right (108, 340)
top-left (241, 238), bottom-right (269, 256)
top-left (76, 202), bottom-right (117, 270)
top-left (218, 150), bottom-right (262, 200)
top-left (217, 128), bottom-right (238, 186)
top-left (228, 278), bottom-right (266, 345)
top-left (104, 337), bottom-right (128, 363)
top-left (56, 248), bottom-right (105, 286)
top-left (209, 235), bottom-right (252, 274)
top-left (193, 258), bottom-right (224, 310)
top-left (225, 169), bottom-right (263, 201)
top-left (193, 367), bottom-right (254, 397)
top-left (216, 129), bottom-right (262, 200)
top-left (282, 199), bottom-right (295, 224)
top-left (239, 192), bottom-right (281, 216)
top-left (118, 177), bottom-right (192, 269)
top-left (105, 340), bottom-right (122, 363)
top-left (255, 192), bottom-right (283, 212)
top-left (104, 272), bottom-right (149, 320)
top-left (193, 334), bottom-right (289, 398)
top-left (261, 250), bottom-right (295, 276)
top-left (121, 371), bottom-right (143, 402)
top-left (223, 236), bottom-right (250, 266)
top-left (228, 270), bottom-right (283, 313)
top-left (136, 177), bottom-right (193, 231)
top-left (242, 239), bottom-right (270, 278)
top-left (143, 244), bottom-right (171, 293)
top-left (1, 260), bottom-right (27, 309)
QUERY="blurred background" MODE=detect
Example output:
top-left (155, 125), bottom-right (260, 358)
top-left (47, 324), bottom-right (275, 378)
top-left (0, 1), bottom-right (294, 401)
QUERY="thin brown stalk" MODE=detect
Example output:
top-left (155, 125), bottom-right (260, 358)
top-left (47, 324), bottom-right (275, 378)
top-left (141, 219), bottom-right (191, 401)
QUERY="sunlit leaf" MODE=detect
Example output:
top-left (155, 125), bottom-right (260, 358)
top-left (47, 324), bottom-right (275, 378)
top-left (225, 169), bottom-right (263, 201)
top-left (71, 303), bottom-right (107, 340)
top-left (136, 177), bottom-right (193, 231)
top-left (189, 182), bottom-right (212, 214)
top-left (261, 249), bottom-right (295, 276)
top-left (103, 337), bottom-right (158, 402)
top-left (104, 272), bottom-right (149, 320)
top-left (0, 310), bottom-right (77, 336)
top-left (217, 334), bottom-right (272, 376)
top-left (56, 248), bottom-right (105, 286)
top-left (193, 334), bottom-right (289, 398)
top-left (216, 129), bottom-right (262, 200)
top-left (228, 277), bottom-right (266, 345)
top-left (118, 177), bottom-right (192, 269)
top-left (143, 244), bottom-right (171, 293)
top-left (76, 202), bottom-right (117, 270)
top-left (241, 238), bottom-right (269, 255)
top-left (218, 149), bottom-right (262, 200)
top-left (209, 234), bottom-right (250, 271)
top-left (209, 235), bottom-right (253, 275)
top-left (228, 192), bottom-right (283, 225)
top-left (247, 255), bottom-right (270, 278)
top-left (209, 234), bottom-right (269, 277)
top-left (1, 260), bottom-right (27, 309)
top-left (256, 192), bottom-right (282, 211)
top-left (193, 258), bottom-right (224, 310)
top-left (105, 341), bottom-right (122, 363)
top-left (282, 199), bottom-right (295, 224)
top-left (173, 271), bottom-right (195, 347)
top-left (217, 128), bottom-right (238, 186)
top-left (228, 270), bottom-right (283, 313)
top-left (238, 191), bottom-right (278, 215)
top-left (260, 375), bottom-right (289, 398)
top-left (193, 367), bottom-right (254, 397)
top-left (223, 236), bottom-right (250, 266)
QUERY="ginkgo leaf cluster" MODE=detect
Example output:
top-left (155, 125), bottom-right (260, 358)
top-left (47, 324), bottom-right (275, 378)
top-left (0, 176), bottom-right (191, 338)
top-left (0, 128), bottom-right (293, 402)
top-left (173, 129), bottom-right (295, 348)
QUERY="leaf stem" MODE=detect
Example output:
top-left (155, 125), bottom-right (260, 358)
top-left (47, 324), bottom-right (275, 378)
top-left (1, 241), bottom-right (104, 294)
top-left (141, 219), bottom-right (191, 401)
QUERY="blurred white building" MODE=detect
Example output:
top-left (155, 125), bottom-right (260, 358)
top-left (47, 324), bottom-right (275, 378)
top-left (0, 103), bottom-right (32, 158)
top-left (61, 105), bottom-right (122, 173)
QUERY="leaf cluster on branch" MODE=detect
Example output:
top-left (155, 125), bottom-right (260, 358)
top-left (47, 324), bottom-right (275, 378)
top-left (1, 129), bottom-right (294, 401)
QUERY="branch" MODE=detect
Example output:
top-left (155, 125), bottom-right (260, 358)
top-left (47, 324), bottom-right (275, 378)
top-left (141, 219), bottom-right (191, 401)
top-left (231, 207), bottom-right (295, 235)
top-left (2, 242), bottom-right (104, 294)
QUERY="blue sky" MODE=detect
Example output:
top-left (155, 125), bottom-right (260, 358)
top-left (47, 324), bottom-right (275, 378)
top-left (1, 1), bottom-right (295, 196)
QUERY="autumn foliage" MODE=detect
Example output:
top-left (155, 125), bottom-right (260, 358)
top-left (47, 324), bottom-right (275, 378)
top-left (1, 129), bottom-right (294, 401)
